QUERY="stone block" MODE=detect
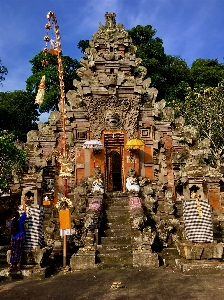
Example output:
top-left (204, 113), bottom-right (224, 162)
top-left (175, 241), bottom-right (224, 260)
top-left (54, 240), bottom-right (63, 249)
top-left (176, 259), bottom-right (224, 275)
top-left (22, 248), bottom-right (47, 265)
top-left (70, 249), bottom-right (96, 270)
top-left (159, 247), bottom-right (181, 266)
top-left (2, 266), bottom-right (48, 280)
top-left (21, 266), bottom-right (47, 279)
top-left (133, 249), bottom-right (159, 268)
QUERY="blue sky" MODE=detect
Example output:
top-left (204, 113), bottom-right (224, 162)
top-left (1, 0), bottom-right (224, 94)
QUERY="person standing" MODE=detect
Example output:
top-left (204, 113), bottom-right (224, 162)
top-left (9, 198), bottom-right (27, 271)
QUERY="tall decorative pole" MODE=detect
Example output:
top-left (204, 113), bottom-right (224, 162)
top-left (36, 11), bottom-right (73, 267)
top-left (45, 11), bottom-right (67, 168)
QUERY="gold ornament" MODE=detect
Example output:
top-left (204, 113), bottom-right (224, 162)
top-left (35, 75), bottom-right (46, 105)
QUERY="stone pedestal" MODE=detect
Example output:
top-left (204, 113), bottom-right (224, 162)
top-left (23, 248), bottom-right (47, 265)
top-left (159, 247), bottom-right (181, 266)
top-left (176, 258), bottom-right (224, 275)
top-left (175, 240), bottom-right (223, 260)
top-left (70, 249), bottom-right (96, 270)
top-left (7, 248), bottom-right (47, 266)
top-left (133, 249), bottom-right (159, 268)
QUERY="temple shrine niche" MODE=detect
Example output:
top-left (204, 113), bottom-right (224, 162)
top-left (3, 12), bottom-right (224, 274)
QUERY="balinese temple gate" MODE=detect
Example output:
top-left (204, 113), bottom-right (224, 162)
top-left (7, 12), bottom-right (224, 274)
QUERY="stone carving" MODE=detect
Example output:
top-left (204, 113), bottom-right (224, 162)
top-left (129, 196), bottom-right (146, 230)
top-left (142, 227), bottom-right (157, 246)
top-left (92, 175), bottom-right (104, 194)
top-left (38, 122), bottom-right (52, 135)
top-left (126, 166), bottom-right (140, 193)
top-left (49, 111), bottom-right (61, 125)
top-left (156, 219), bottom-right (174, 247)
top-left (92, 167), bottom-right (104, 194)
top-left (69, 12), bottom-right (158, 140)
top-left (84, 95), bottom-right (141, 139)
top-left (144, 194), bottom-right (157, 213)
top-left (105, 110), bottom-right (121, 129)
top-left (27, 130), bottom-right (39, 143)
top-left (105, 12), bottom-right (116, 28)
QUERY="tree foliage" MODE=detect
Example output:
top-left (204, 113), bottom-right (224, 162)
top-left (0, 130), bottom-right (27, 189)
top-left (0, 58), bottom-right (8, 84)
top-left (127, 26), bottom-right (192, 103)
top-left (127, 25), bottom-right (224, 107)
top-left (128, 25), bottom-right (166, 84)
top-left (178, 83), bottom-right (224, 167)
top-left (26, 51), bottom-right (80, 113)
top-left (190, 58), bottom-right (224, 88)
top-left (77, 40), bottom-right (89, 54)
top-left (0, 91), bottom-right (39, 142)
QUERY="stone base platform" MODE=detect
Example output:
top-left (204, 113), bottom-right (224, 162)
top-left (176, 258), bottom-right (224, 275)
top-left (70, 249), bottom-right (96, 270)
top-left (133, 249), bottom-right (159, 268)
top-left (0, 265), bottom-right (49, 280)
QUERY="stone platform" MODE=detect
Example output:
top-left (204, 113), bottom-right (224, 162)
top-left (176, 258), bottom-right (224, 275)
top-left (0, 265), bottom-right (49, 280)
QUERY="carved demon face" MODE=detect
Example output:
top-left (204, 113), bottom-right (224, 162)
top-left (105, 110), bottom-right (120, 129)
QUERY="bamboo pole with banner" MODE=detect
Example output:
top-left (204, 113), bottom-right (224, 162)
top-left (36, 11), bottom-right (75, 267)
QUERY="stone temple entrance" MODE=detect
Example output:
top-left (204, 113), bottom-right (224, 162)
top-left (104, 133), bottom-right (124, 192)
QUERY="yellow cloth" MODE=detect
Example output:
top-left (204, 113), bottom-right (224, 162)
top-left (59, 209), bottom-right (71, 229)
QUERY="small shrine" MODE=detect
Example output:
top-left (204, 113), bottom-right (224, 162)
top-left (2, 12), bottom-right (224, 276)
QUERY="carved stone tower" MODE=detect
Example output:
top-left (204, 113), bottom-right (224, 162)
top-left (66, 12), bottom-right (158, 192)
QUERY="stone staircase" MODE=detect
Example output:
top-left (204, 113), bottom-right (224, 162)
top-left (0, 245), bottom-right (10, 279)
top-left (97, 193), bottom-right (133, 268)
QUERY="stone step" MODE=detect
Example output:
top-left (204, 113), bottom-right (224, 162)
top-left (98, 253), bottom-right (133, 264)
top-left (103, 214), bottom-right (130, 223)
top-left (106, 222), bottom-right (131, 230)
top-left (100, 236), bottom-right (131, 245)
top-left (104, 198), bottom-right (129, 206)
top-left (98, 244), bottom-right (132, 252)
top-left (97, 261), bottom-right (133, 269)
top-left (103, 213), bottom-right (130, 221)
top-left (106, 197), bottom-right (129, 202)
top-left (98, 246), bottom-right (132, 255)
top-left (104, 212), bottom-right (129, 219)
top-left (104, 204), bottom-right (129, 210)
top-left (0, 246), bottom-right (9, 256)
top-left (0, 246), bottom-right (10, 270)
top-left (99, 194), bottom-right (133, 268)
top-left (98, 249), bottom-right (132, 257)
top-left (105, 192), bottom-right (128, 198)
top-left (105, 205), bottom-right (129, 211)
top-left (103, 228), bottom-right (131, 237)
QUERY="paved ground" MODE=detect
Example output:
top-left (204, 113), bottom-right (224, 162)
top-left (0, 266), bottom-right (224, 300)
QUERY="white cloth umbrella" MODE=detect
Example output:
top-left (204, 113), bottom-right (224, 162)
top-left (83, 140), bottom-right (104, 150)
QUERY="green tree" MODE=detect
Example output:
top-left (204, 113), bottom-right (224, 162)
top-left (26, 51), bottom-right (80, 113)
top-left (127, 26), bottom-right (192, 103)
top-left (0, 130), bottom-right (27, 190)
top-left (77, 40), bottom-right (89, 55)
top-left (190, 58), bottom-right (224, 88)
top-left (128, 25), bottom-right (166, 84)
top-left (0, 91), bottom-right (39, 142)
top-left (159, 55), bottom-right (191, 105)
top-left (0, 58), bottom-right (8, 84)
top-left (179, 83), bottom-right (224, 167)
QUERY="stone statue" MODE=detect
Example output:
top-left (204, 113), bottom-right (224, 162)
top-left (126, 166), bottom-right (140, 193)
top-left (92, 167), bottom-right (104, 194)
top-left (105, 12), bottom-right (116, 28)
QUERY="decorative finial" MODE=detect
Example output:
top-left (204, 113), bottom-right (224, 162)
top-left (105, 12), bottom-right (116, 28)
